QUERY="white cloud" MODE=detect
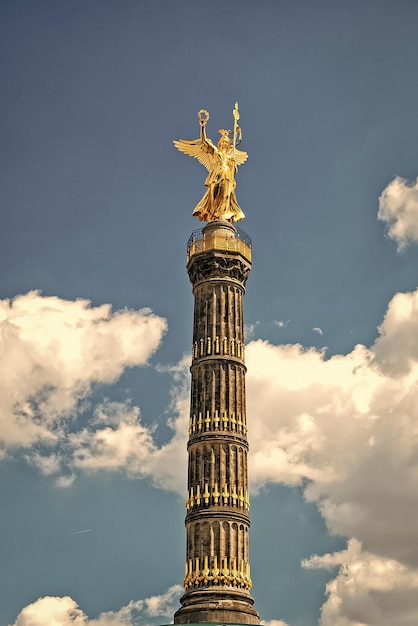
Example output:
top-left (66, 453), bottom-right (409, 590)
top-left (274, 319), bottom-right (290, 328)
top-left (70, 403), bottom-right (157, 475)
top-left (54, 474), bottom-right (75, 488)
top-left (10, 596), bottom-right (87, 626)
top-left (6, 285), bottom-right (418, 624)
top-left (0, 291), bottom-right (167, 451)
top-left (0, 291), bottom-right (189, 492)
top-left (10, 586), bottom-right (183, 626)
top-left (245, 286), bottom-right (418, 625)
top-left (378, 176), bottom-right (418, 251)
top-left (67, 357), bottom-right (189, 493)
top-left (25, 452), bottom-right (62, 476)
top-left (372, 289), bottom-right (418, 377)
top-left (303, 540), bottom-right (418, 626)
top-left (145, 356), bottom-right (189, 492)
top-left (244, 321), bottom-right (259, 339)
top-left (144, 584), bottom-right (184, 617)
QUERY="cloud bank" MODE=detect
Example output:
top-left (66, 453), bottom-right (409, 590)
top-left (378, 176), bottom-right (418, 250)
top-left (245, 287), bottom-right (418, 625)
top-left (10, 585), bottom-right (183, 626)
top-left (303, 539), bottom-right (418, 626)
top-left (0, 291), bottom-right (190, 491)
top-left (4, 286), bottom-right (418, 624)
top-left (68, 359), bottom-right (189, 493)
top-left (0, 291), bottom-right (167, 453)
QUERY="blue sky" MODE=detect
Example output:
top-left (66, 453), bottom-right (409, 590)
top-left (2, 2), bottom-right (418, 626)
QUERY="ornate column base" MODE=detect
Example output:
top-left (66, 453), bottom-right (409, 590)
top-left (174, 588), bottom-right (260, 624)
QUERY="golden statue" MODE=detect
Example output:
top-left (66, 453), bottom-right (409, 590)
top-left (174, 103), bottom-right (248, 222)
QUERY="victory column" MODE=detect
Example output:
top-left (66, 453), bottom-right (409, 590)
top-left (173, 104), bottom-right (260, 625)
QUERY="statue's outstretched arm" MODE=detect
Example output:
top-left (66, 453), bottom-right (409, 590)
top-left (198, 110), bottom-right (213, 154)
top-left (200, 118), bottom-right (207, 142)
top-left (173, 110), bottom-right (217, 170)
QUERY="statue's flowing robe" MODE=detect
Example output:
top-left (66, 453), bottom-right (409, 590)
top-left (192, 150), bottom-right (245, 222)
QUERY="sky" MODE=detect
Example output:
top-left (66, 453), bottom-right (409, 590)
top-left (2, 1), bottom-right (418, 625)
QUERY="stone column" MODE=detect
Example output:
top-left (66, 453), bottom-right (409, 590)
top-left (174, 221), bottom-right (259, 625)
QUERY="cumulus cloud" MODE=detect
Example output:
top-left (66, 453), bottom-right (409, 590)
top-left (69, 403), bottom-right (157, 475)
top-left (378, 176), bottom-right (418, 251)
top-left (10, 585), bottom-right (183, 626)
top-left (372, 289), bottom-right (418, 377)
top-left (0, 291), bottom-right (167, 451)
top-left (245, 286), bottom-right (418, 625)
top-left (0, 290), bottom-right (190, 492)
top-left (6, 285), bottom-right (418, 624)
top-left (143, 584), bottom-right (184, 617)
top-left (67, 356), bottom-right (189, 493)
top-left (11, 596), bottom-right (87, 626)
top-left (25, 451), bottom-right (62, 476)
top-left (11, 589), bottom-right (288, 626)
top-left (303, 540), bottom-right (418, 626)
top-left (25, 389), bottom-right (188, 495)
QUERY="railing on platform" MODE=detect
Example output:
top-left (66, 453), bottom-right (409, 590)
top-left (187, 225), bottom-right (252, 263)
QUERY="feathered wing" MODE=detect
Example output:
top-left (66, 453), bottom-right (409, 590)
top-left (173, 137), bottom-right (217, 171)
top-left (233, 147), bottom-right (248, 167)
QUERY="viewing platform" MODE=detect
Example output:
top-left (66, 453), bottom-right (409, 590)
top-left (187, 221), bottom-right (252, 264)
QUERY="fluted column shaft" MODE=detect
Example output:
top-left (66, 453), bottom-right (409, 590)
top-left (174, 221), bottom-right (259, 625)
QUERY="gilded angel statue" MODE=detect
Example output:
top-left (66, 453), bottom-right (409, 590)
top-left (174, 103), bottom-right (248, 223)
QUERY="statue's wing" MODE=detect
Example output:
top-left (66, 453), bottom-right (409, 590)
top-left (173, 138), bottom-right (216, 171)
top-left (233, 147), bottom-right (249, 167)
